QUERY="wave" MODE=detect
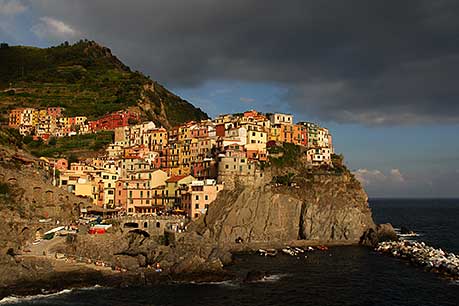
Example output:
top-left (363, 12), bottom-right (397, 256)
top-left (184, 280), bottom-right (239, 288)
top-left (0, 289), bottom-right (73, 305)
top-left (79, 284), bottom-right (104, 291)
top-left (0, 285), bottom-right (104, 305)
top-left (254, 273), bottom-right (289, 283)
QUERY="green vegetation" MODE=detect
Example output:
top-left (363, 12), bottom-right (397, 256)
top-left (0, 40), bottom-right (208, 126)
top-left (273, 172), bottom-right (296, 186)
top-left (27, 130), bottom-right (114, 158)
top-left (0, 128), bottom-right (23, 148)
top-left (268, 142), bottom-right (302, 167)
top-left (331, 153), bottom-right (347, 174)
top-left (0, 182), bottom-right (10, 196)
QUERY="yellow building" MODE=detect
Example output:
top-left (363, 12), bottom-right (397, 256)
top-left (144, 127), bottom-right (168, 151)
top-left (74, 178), bottom-right (94, 198)
top-left (21, 108), bottom-right (38, 126)
top-left (246, 128), bottom-right (267, 145)
top-left (164, 175), bottom-right (195, 209)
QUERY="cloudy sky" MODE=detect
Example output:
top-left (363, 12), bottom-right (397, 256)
top-left (1, 0), bottom-right (459, 198)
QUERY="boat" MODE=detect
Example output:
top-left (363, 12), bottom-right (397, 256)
top-left (282, 247), bottom-right (299, 256)
top-left (258, 249), bottom-right (278, 256)
top-left (258, 249), bottom-right (268, 256)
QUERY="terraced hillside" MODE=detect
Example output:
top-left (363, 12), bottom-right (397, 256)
top-left (0, 40), bottom-right (208, 127)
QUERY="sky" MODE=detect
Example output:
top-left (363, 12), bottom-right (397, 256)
top-left (1, 0), bottom-right (459, 198)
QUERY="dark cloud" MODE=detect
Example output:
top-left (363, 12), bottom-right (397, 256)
top-left (29, 0), bottom-right (459, 124)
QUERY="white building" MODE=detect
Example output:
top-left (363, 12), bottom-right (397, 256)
top-left (269, 113), bottom-right (293, 125)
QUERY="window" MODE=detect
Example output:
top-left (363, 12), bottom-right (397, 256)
top-left (205, 204), bottom-right (209, 209)
top-left (205, 195), bottom-right (208, 201)
top-left (129, 191), bottom-right (133, 198)
top-left (112, 176), bottom-right (116, 180)
top-left (108, 190), bottom-right (114, 195)
top-left (156, 222), bottom-right (161, 228)
top-left (108, 183), bottom-right (111, 188)
top-left (103, 175), bottom-right (109, 179)
top-left (195, 204), bottom-right (199, 209)
top-left (195, 195), bottom-right (199, 200)
top-left (225, 164), bottom-right (229, 169)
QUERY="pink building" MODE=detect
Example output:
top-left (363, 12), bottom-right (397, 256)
top-left (182, 179), bottom-right (223, 219)
top-left (115, 179), bottom-right (166, 214)
top-left (191, 125), bottom-right (209, 138)
top-left (47, 107), bottom-right (63, 118)
top-left (54, 158), bottom-right (68, 171)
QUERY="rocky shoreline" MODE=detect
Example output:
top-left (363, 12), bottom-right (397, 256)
top-left (0, 240), bottom-right (361, 300)
top-left (0, 259), bottom-right (235, 300)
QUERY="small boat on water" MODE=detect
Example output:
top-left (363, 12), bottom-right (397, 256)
top-left (258, 249), bottom-right (278, 256)
top-left (282, 247), bottom-right (306, 257)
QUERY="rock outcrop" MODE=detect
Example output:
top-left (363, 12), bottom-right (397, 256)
top-left (60, 230), bottom-right (232, 274)
top-left (192, 168), bottom-right (376, 248)
top-left (360, 223), bottom-right (398, 247)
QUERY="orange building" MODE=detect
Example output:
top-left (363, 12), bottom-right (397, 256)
top-left (8, 108), bottom-right (24, 128)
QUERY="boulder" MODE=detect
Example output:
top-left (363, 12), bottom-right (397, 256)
top-left (360, 223), bottom-right (398, 247)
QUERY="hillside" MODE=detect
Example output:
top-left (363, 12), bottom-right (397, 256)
top-left (0, 40), bottom-right (208, 128)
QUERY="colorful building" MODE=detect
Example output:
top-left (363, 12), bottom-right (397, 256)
top-left (182, 179), bottom-right (223, 219)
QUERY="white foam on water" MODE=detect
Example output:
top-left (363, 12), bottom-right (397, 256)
top-left (0, 285), bottom-right (105, 305)
top-left (79, 284), bottom-right (104, 291)
top-left (257, 273), bottom-right (289, 283)
top-left (0, 289), bottom-right (73, 305)
top-left (186, 280), bottom-right (239, 287)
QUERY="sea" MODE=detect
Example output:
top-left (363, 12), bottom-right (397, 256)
top-left (2, 198), bottom-right (459, 306)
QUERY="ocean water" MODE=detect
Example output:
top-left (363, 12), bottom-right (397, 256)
top-left (3, 198), bottom-right (459, 306)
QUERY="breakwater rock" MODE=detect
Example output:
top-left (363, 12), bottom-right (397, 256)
top-left (376, 241), bottom-right (459, 279)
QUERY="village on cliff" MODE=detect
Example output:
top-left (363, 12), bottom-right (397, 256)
top-left (8, 107), bottom-right (334, 221)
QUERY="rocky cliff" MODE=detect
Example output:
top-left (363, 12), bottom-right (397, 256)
top-left (192, 160), bottom-right (376, 248)
top-left (0, 138), bottom-right (88, 287)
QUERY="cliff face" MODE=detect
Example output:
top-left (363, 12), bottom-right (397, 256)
top-left (0, 142), bottom-right (87, 285)
top-left (192, 169), bottom-right (375, 246)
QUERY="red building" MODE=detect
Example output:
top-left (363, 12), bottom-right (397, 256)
top-left (89, 111), bottom-right (139, 132)
top-left (191, 159), bottom-right (218, 179)
top-left (47, 107), bottom-right (64, 118)
top-left (215, 124), bottom-right (226, 137)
